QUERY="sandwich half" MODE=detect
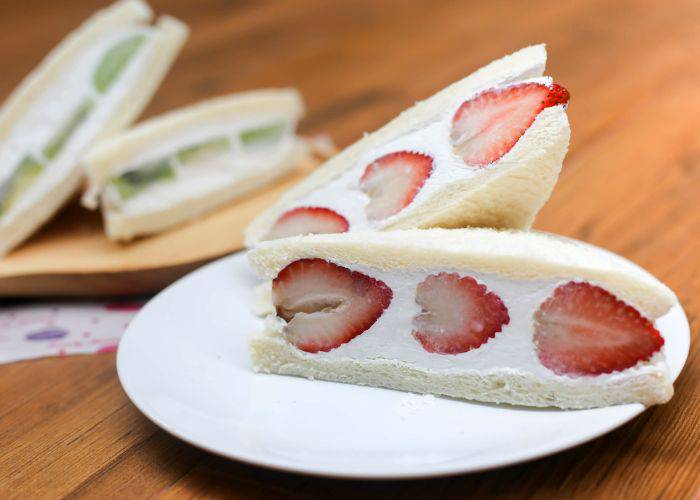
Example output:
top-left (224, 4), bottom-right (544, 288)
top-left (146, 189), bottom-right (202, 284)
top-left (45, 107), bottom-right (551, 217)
top-left (245, 44), bottom-right (570, 245)
top-left (0, 0), bottom-right (187, 255)
top-left (248, 228), bottom-right (677, 409)
top-left (82, 89), bottom-right (308, 241)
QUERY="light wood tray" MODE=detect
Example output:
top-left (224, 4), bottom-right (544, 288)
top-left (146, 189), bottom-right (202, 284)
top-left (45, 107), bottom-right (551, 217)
top-left (0, 159), bottom-right (318, 297)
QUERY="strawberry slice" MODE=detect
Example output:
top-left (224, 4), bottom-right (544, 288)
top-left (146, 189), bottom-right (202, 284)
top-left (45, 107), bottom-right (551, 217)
top-left (451, 82), bottom-right (570, 167)
top-left (266, 206), bottom-right (349, 240)
top-left (412, 273), bottom-right (509, 354)
top-left (359, 151), bottom-right (433, 220)
top-left (533, 282), bottom-right (664, 376)
top-left (273, 258), bottom-right (393, 353)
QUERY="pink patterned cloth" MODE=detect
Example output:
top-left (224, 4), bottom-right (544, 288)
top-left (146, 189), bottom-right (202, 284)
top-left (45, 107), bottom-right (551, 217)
top-left (0, 300), bottom-right (145, 365)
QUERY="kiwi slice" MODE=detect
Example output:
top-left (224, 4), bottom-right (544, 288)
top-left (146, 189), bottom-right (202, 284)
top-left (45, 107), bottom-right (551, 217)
top-left (93, 34), bottom-right (146, 94)
top-left (239, 121), bottom-right (286, 147)
top-left (43, 98), bottom-right (94, 160)
top-left (0, 156), bottom-right (44, 217)
top-left (110, 158), bottom-right (175, 200)
top-left (175, 136), bottom-right (231, 165)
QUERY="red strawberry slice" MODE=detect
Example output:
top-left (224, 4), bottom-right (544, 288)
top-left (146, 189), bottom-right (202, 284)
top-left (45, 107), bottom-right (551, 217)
top-left (272, 258), bottom-right (393, 353)
top-left (533, 282), bottom-right (664, 376)
top-left (266, 206), bottom-right (349, 240)
top-left (412, 273), bottom-right (509, 354)
top-left (451, 82), bottom-right (570, 167)
top-left (359, 151), bottom-right (433, 220)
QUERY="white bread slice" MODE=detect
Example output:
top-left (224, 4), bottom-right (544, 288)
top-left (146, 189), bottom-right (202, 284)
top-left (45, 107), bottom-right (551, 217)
top-left (248, 228), bottom-right (677, 409)
top-left (0, 0), bottom-right (187, 256)
top-left (245, 45), bottom-right (569, 245)
top-left (81, 89), bottom-right (309, 240)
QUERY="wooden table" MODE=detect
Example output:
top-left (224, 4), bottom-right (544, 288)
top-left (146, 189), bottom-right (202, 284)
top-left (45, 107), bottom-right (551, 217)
top-left (1, 0), bottom-right (698, 497)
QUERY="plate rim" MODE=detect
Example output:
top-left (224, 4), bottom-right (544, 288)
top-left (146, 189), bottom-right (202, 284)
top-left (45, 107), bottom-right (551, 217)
top-left (117, 251), bottom-right (691, 480)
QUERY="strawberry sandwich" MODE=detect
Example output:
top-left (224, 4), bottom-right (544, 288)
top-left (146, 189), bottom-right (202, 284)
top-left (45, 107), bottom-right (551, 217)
top-left (245, 44), bottom-right (570, 244)
top-left (248, 229), bottom-right (677, 409)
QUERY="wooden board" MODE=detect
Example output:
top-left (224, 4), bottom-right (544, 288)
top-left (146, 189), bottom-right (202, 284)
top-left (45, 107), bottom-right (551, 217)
top-left (0, 159), bottom-right (318, 296)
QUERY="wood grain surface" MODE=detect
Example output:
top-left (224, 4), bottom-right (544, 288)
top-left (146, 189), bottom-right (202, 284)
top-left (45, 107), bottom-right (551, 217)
top-left (1, 0), bottom-right (699, 498)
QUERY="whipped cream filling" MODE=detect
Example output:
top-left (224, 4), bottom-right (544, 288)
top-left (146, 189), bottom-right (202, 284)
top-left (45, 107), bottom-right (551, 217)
top-left (102, 117), bottom-right (296, 216)
top-left (286, 76), bottom-right (562, 231)
top-left (268, 262), bottom-right (669, 385)
top-left (0, 26), bottom-right (156, 226)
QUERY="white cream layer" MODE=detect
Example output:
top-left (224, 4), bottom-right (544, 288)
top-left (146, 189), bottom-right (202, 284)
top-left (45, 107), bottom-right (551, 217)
top-left (102, 117), bottom-right (296, 216)
top-left (0, 26), bottom-right (156, 226)
top-left (287, 76), bottom-right (563, 231)
top-left (268, 262), bottom-right (669, 386)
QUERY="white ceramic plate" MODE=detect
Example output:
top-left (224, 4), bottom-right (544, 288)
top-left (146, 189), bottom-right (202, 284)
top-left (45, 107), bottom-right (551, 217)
top-left (117, 252), bottom-right (690, 479)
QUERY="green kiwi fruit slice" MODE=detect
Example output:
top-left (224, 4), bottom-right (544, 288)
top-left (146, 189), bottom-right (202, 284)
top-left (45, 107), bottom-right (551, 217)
top-left (110, 158), bottom-right (175, 200)
top-left (239, 121), bottom-right (286, 147)
top-left (0, 155), bottom-right (44, 217)
top-left (175, 136), bottom-right (231, 165)
top-left (93, 34), bottom-right (146, 94)
top-left (43, 98), bottom-right (94, 160)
